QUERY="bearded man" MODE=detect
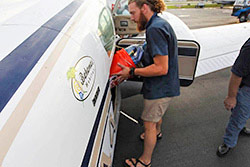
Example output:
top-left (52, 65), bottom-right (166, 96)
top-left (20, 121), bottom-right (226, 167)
top-left (114, 0), bottom-right (180, 166)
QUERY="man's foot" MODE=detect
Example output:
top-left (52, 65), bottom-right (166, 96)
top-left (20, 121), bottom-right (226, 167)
top-left (240, 127), bottom-right (250, 136)
top-left (216, 143), bottom-right (231, 157)
top-left (139, 132), bottom-right (162, 141)
top-left (124, 158), bottom-right (151, 167)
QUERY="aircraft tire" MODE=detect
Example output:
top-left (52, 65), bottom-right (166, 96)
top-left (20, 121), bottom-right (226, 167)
top-left (239, 13), bottom-right (247, 23)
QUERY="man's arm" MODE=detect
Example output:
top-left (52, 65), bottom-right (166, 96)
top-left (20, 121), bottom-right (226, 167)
top-left (224, 72), bottom-right (242, 110)
top-left (135, 54), bottom-right (168, 77)
top-left (111, 54), bottom-right (168, 87)
top-left (116, 54), bottom-right (168, 79)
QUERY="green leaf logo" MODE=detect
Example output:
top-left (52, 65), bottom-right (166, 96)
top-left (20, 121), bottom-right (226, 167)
top-left (67, 67), bottom-right (76, 80)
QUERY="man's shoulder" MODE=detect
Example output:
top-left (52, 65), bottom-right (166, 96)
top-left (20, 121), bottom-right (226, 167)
top-left (147, 17), bottom-right (169, 33)
top-left (240, 38), bottom-right (250, 58)
top-left (243, 38), bottom-right (250, 47)
top-left (151, 16), bottom-right (168, 26)
top-left (233, 38), bottom-right (250, 69)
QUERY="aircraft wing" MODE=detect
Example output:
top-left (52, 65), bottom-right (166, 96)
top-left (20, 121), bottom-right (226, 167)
top-left (162, 12), bottom-right (250, 78)
top-left (192, 23), bottom-right (250, 77)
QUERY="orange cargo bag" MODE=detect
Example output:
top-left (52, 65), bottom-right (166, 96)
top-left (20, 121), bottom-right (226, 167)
top-left (109, 48), bottom-right (136, 77)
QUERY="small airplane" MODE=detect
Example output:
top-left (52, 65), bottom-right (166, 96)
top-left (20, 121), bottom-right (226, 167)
top-left (214, 0), bottom-right (236, 8)
top-left (0, 0), bottom-right (250, 167)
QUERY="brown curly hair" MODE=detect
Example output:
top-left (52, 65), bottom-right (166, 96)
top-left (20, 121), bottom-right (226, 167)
top-left (128, 0), bottom-right (166, 13)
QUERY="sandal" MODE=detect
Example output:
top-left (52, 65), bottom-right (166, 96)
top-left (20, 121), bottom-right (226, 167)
top-left (124, 158), bottom-right (151, 167)
top-left (139, 132), bottom-right (162, 141)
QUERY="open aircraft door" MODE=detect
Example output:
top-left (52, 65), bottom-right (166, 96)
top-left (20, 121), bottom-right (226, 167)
top-left (177, 40), bottom-right (200, 86)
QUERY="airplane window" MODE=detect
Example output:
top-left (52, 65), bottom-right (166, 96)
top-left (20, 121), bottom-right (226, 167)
top-left (98, 8), bottom-right (115, 55)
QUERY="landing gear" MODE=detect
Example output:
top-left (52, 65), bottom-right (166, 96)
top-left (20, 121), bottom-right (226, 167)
top-left (239, 13), bottom-right (247, 23)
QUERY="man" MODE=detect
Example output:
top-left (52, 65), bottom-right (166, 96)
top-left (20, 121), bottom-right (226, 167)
top-left (217, 38), bottom-right (250, 157)
top-left (114, 0), bottom-right (180, 166)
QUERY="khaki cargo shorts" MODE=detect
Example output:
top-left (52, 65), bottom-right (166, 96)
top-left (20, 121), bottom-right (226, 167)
top-left (141, 97), bottom-right (172, 123)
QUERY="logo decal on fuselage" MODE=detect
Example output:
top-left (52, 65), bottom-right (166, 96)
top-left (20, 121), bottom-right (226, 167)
top-left (69, 56), bottom-right (96, 101)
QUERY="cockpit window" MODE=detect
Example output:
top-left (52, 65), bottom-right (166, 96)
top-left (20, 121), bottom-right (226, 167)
top-left (98, 8), bottom-right (115, 54)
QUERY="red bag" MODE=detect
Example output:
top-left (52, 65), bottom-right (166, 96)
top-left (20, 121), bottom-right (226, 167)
top-left (110, 48), bottom-right (136, 77)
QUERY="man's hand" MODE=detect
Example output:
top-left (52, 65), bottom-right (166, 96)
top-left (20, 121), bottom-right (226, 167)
top-left (224, 96), bottom-right (237, 111)
top-left (110, 63), bottom-right (130, 88)
top-left (224, 73), bottom-right (242, 111)
top-left (116, 63), bottom-right (130, 79)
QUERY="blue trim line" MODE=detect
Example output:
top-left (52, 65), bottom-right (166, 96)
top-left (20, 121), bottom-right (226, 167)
top-left (81, 81), bottom-right (110, 167)
top-left (178, 47), bottom-right (197, 57)
top-left (96, 103), bottom-right (111, 166)
top-left (0, 0), bottom-right (83, 112)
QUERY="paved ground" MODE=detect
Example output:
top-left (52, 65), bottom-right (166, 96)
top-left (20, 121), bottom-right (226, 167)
top-left (113, 8), bottom-right (250, 167)
top-left (113, 68), bottom-right (250, 167)
top-left (167, 8), bottom-right (239, 29)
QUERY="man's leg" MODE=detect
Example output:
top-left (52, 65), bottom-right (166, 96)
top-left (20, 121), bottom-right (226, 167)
top-left (156, 118), bottom-right (162, 135)
top-left (223, 87), bottom-right (250, 148)
top-left (124, 121), bottom-right (155, 167)
top-left (140, 118), bottom-right (162, 140)
top-left (140, 121), bottom-right (157, 165)
top-left (125, 97), bottom-right (171, 166)
top-left (217, 86), bottom-right (250, 157)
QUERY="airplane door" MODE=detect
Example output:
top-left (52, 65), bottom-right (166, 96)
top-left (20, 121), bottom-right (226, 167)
top-left (115, 38), bottom-right (200, 86)
top-left (177, 40), bottom-right (200, 86)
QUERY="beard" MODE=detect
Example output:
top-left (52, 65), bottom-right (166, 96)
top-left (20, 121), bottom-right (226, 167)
top-left (137, 12), bottom-right (147, 32)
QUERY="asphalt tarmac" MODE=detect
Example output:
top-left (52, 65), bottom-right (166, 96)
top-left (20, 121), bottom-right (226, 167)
top-left (114, 69), bottom-right (250, 167)
top-left (113, 8), bottom-right (250, 167)
top-left (167, 7), bottom-right (239, 29)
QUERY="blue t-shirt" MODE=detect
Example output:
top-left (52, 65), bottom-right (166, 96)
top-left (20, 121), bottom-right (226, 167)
top-left (231, 38), bottom-right (250, 87)
top-left (141, 13), bottom-right (180, 99)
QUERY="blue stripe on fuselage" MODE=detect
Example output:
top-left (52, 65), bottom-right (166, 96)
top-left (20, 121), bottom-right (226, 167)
top-left (81, 81), bottom-right (110, 167)
top-left (0, 0), bottom-right (83, 112)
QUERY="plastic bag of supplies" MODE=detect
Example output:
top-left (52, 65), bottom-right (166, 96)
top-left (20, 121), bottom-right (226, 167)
top-left (110, 44), bottom-right (145, 87)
